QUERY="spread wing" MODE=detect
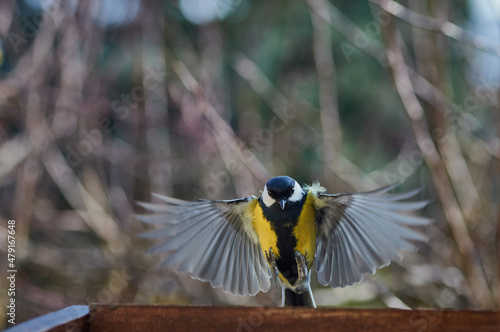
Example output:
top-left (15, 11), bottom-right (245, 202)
top-left (313, 183), bottom-right (431, 288)
top-left (136, 194), bottom-right (271, 296)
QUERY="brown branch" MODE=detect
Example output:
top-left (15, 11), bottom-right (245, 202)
top-left (382, 18), bottom-right (494, 308)
top-left (316, 0), bottom-right (499, 161)
top-left (198, 25), bottom-right (260, 197)
top-left (231, 52), bottom-right (379, 189)
top-left (310, 0), bottom-right (388, 66)
top-left (372, 0), bottom-right (500, 56)
top-left (231, 51), bottom-right (296, 113)
top-left (140, 5), bottom-right (171, 196)
top-left (173, 60), bottom-right (273, 184)
top-left (409, 1), bottom-right (482, 224)
top-left (307, 0), bottom-right (343, 169)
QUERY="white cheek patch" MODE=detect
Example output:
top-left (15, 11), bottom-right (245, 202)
top-left (289, 181), bottom-right (305, 202)
top-left (261, 185), bottom-right (276, 207)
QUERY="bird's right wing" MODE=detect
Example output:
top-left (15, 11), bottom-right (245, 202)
top-left (136, 194), bottom-right (271, 296)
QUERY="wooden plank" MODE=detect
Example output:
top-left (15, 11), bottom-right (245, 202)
top-left (47, 315), bottom-right (88, 332)
top-left (88, 305), bottom-right (500, 332)
top-left (4, 305), bottom-right (89, 332)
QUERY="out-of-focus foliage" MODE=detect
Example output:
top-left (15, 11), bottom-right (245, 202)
top-left (0, 0), bottom-right (498, 326)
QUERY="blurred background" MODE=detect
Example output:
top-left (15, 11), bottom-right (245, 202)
top-left (0, 0), bottom-right (499, 326)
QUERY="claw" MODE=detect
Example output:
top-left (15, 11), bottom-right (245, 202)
top-left (295, 251), bottom-right (308, 282)
top-left (265, 247), bottom-right (279, 279)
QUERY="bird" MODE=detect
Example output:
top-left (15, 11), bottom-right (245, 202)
top-left (136, 176), bottom-right (430, 308)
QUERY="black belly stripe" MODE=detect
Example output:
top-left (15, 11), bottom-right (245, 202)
top-left (259, 195), bottom-right (307, 285)
top-left (275, 224), bottom-right (299, 284)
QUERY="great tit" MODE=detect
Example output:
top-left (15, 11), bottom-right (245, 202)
top-left (137, 176), bottom-right (430, 308)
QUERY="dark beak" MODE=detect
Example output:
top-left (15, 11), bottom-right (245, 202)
top-left (279, 199), bottom-right (286, 210)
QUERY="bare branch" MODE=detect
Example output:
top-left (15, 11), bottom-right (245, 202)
top-left (173, 60), bottom-right (273, 184)
top-left (372, 0), bottom-right (500, 56)
top-left (382, 18), bottom-right (495, 308)
top-left (307, 0), bottom-right (343, 167)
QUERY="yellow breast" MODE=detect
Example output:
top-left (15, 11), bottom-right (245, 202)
top-left (293, 192), bottom-right (317, 266)
top-left (252, 203), bottom-right (280, 258)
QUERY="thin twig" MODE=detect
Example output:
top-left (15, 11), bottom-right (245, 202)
top-left (231, 51), bottom-right (379, 189)
top-left (316, 1), bottom-right (499, 159)
top-left (382, 18), bottom-right (494, 308)
top-left (372, 0), bottom-right (500, 57)
top-left (313, 0), bottom-right (388, 66)
top-left (173, 60), bottom-right (273, 184)
top-left (307, 0), bottom-right (343, 167)
top-left (409, 1), bottom-right (482, 223)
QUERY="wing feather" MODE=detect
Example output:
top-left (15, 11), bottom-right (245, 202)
top-left (239, 236), bottom-right (250, 295)
top-left (192, 215), bottom-right (228, 280)
top-left (230, 234), bottom-right (243, 294)
top-left (336, 224), bottom-right (352, 286)
top-left (210, 222), bottom-right (234, 287)
top-left (314, 184), bottom-right (431, 288)
top-left (147, 210), bottom-right (220, 254)
top-left (136, 195), bottom-right (271, 296)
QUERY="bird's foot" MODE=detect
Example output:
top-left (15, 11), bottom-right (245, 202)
top-left (265, 247), bottom-right (279, 279)
top-left (295, 251), bottom-right (308, 283)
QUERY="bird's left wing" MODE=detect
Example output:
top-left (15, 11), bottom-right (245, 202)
top-left (311, 183), bottom-right (431, 288)
top-left (136, 194), bottom-right (271, 296)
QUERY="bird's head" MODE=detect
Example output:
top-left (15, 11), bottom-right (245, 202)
top-left (261, 176), bottom-right (304, 210)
